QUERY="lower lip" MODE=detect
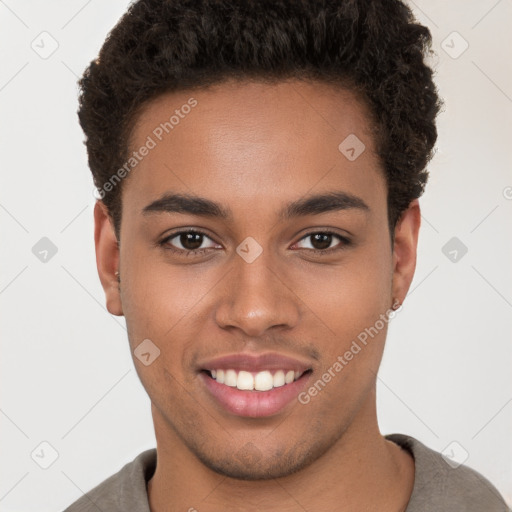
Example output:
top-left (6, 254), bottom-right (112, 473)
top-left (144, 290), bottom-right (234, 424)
top-left (200, 371), bottom-right (311, 418)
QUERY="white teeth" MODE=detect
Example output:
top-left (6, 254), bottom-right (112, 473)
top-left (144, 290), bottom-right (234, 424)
top-left (237, 371), bottom-right (254, 390)
top-left (209, 368), bottom-right (306, 390)
top-left (224, 369), bottom-right (238, 387)
top-left (273, 370), bottom-right (285, 388)
top-left (254, 371), bottom-right (273, 391)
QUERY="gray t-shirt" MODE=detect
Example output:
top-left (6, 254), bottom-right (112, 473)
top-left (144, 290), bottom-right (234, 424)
top-left (63, 433), bottom-right (511, 511)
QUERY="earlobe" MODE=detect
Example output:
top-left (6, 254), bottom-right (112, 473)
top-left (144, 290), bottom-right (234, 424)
top-left (391, 199), bottom-right (421, 308)
top-left (94, 200), bottom-right (123, 316)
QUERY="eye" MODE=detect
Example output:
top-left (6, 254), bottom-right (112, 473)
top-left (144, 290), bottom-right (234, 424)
top-left (159, 229), bottom-right (351, 258)
top-left (160, 229), bottom-right (220, 256)
top-left (293, 231), bottom-right (350, 254)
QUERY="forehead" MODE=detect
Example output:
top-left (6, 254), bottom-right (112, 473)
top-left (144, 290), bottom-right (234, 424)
top-left (122, 79), bottom-right (385, 221)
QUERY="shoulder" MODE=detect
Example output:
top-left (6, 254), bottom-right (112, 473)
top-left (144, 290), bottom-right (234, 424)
top-left (62, 448), bottom-right (157, 512)
top-left (386, 433), bottom-right (511, 512)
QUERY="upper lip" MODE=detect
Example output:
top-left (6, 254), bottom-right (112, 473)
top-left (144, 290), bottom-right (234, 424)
top-left (197, 352), bottom-right (313, 373)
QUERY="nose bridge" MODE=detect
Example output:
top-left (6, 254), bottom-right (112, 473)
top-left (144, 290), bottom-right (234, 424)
top-left (215, 243), bottom-right (300, 336)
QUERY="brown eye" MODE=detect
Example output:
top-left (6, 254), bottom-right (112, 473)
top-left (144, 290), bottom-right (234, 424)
top-left (177, 232), bottom-right (204, 250)
top-left (309, 233), bottom-right (334, 250)
top-left (294, 231), bottom-right (350, 253)
top-left (160, 230), bottom-right (220, 255)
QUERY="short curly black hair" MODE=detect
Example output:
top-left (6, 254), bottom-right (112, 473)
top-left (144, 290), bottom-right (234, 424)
top-left (78, 0), bottom-right (442, 240)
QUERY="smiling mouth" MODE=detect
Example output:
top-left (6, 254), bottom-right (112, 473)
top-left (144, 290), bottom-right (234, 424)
top-left (202, 368), bottom-right (312, 391)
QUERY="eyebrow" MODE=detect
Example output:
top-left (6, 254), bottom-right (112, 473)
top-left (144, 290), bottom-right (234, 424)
top-left (142, 190), bottom-right (369, 220)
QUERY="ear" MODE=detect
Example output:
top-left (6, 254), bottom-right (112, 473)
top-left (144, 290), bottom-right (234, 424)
top-left (391, 199), bottom-right (421, 307)
top-left (94, 200), bottom-right (123, 316)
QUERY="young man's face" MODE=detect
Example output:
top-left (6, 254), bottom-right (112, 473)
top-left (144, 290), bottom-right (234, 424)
top-left (95, 79), bottom-right (419, 479)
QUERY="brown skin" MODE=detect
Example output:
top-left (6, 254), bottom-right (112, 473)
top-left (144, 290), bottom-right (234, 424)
top-left (94, 79), bottom-right (419, 511)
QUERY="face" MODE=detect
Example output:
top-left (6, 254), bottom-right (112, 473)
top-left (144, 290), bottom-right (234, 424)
top-left (95, 79), bottom-right (419, 480)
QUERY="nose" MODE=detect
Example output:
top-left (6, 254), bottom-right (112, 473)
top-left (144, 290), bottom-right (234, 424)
top-left (214, 249), bottom-right (301, 338)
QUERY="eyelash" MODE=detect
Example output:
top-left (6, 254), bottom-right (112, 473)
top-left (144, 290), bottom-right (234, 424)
top-left (159, 229), bottom-right (351, 258)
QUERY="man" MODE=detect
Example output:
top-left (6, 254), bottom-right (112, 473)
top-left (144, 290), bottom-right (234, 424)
top-left (65, 0), bottom-right (510, 510)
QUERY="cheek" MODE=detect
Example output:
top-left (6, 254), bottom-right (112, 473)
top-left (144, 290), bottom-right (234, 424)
top-left (295, 267), bottom-right (393, 418)
top-left (295, 242), bottom-right (392, 339)
top-left (119, 264), bottom-right (209, 413)
top-left (295, 243), bottom-right (394, 408)
top-left (119, 246), bottom-right (222, 381)
top-left (119, 228), bottom-right (206, 326)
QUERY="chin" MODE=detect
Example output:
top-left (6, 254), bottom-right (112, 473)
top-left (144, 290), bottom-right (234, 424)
top-left (190, 435), bottom-right (333, 481)
top-left (198, 455), bottom-right (308, 481)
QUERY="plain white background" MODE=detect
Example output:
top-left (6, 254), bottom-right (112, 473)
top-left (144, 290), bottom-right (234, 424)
top-left (1, 1), bottom-right (511, 510)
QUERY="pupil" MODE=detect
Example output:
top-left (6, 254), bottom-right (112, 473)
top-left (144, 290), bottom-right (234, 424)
top-left (181, 233), bottom-right (203, 250)
top-left (312, 233), bottom-right (331, 250)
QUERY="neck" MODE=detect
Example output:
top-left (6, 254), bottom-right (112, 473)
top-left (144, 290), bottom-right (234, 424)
top-left (147, 389), bottom-right (414, 512)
